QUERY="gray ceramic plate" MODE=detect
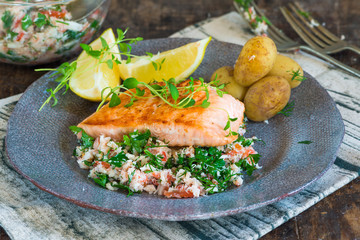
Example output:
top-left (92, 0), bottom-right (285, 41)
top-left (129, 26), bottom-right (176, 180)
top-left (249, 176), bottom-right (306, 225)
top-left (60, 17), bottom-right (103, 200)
top-left (6, 38), bottom-right (344, 221)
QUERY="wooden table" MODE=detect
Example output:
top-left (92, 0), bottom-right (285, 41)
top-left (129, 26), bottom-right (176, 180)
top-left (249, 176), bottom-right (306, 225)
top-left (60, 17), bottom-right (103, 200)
top-left (1, 0), bottom-right (359, 239)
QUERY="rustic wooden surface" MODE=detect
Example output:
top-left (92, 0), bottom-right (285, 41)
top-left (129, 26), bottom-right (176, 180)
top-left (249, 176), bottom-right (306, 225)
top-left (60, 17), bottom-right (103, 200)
top-left (0, 0), bottom-right (359, 239)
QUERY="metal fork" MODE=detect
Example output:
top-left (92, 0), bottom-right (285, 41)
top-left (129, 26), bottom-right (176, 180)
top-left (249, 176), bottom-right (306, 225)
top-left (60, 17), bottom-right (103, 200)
top-left (233, 1), bottom-right (360, 78)
top-left (280, 2), bottom-right (360, 55)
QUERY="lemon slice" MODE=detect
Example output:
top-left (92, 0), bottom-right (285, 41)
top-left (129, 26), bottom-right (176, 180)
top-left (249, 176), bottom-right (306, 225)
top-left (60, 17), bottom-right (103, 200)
top-left (69, 28), bottom-right (121, 101)
top-left (119, 37), bottom-right (211, 83)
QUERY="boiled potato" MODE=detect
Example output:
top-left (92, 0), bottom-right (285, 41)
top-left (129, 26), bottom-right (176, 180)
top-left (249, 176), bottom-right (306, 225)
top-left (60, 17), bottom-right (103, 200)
top-left (267, 54), bottom-right (304, 88)
top-left (210, 66), bottom-right (247, 101)
top-left (244, 76), bottom-right (291, 122)
top-left (234, 36), bottom-right (277, 87)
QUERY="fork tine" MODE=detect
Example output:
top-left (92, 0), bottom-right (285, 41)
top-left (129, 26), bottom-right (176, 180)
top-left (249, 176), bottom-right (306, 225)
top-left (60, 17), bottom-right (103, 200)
top-left (285, 4), bottom-right (328, 48)
top-left (280, 6), bottom-right (321, 50)
top-left (293, 2), bottom-right (339, 42)
top-left (289, 2), bottom-right (333, 46)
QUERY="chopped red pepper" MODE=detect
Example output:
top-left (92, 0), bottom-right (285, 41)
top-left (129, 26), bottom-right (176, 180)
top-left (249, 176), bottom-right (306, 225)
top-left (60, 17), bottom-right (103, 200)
top-left (161, 151), bottom-right (168, 162)
top-left (16, 32), bottom-right (24, 41)
top-left (40, 10), bottom-right (66, 19)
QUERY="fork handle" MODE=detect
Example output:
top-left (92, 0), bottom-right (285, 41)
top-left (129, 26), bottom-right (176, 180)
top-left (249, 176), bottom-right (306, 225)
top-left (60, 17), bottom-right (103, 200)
top-left (299, 45), bottom-right (360, 78)
top-left (345, 45), bottom-right (360, 55)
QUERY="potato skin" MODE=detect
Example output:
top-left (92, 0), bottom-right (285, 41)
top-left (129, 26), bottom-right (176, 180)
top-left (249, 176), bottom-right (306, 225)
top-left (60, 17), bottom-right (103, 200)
top-left (244, 76), bottom-right (291, 121)
top-left (267, 54), bottom-right (304, 88)
top-left (234, 36), bottom-right (277, 87)
top-left (210, 66), bottom-right (247, 101)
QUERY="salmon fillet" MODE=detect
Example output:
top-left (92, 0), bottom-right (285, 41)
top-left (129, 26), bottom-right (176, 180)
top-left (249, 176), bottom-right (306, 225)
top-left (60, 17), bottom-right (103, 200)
top-left (78, 81), bottom-right (245, 147)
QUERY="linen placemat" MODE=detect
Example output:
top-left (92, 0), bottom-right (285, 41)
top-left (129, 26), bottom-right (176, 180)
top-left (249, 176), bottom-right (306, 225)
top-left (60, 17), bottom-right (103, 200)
top-left (0, 12), bottom-right (359, 240)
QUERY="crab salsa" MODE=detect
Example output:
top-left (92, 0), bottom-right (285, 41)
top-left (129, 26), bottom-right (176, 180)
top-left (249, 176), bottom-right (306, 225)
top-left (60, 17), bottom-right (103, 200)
top-left (70, 126), bottom-right (261, 198)
top-left (0, 1), bottom-right (105, 64)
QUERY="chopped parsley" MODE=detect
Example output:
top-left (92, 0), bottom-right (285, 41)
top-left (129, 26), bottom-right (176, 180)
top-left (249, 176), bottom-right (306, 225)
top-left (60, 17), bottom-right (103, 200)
top-left (94, 173), bottom-right (108, 188)
top-left (71, 127), bottom-right (262, 196)
top-left (21, 14), bottom-right (33, 31)
top-left (1, 10), bottom-right (13, 29)
top-left (107, 151), bottom-right (127, 167)
top-left (69, 126), bottom-right (94, 148)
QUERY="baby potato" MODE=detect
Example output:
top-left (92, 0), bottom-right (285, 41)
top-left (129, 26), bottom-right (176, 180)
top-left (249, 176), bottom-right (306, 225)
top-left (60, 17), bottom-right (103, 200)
top-left (267, 54), bottom-right (304, 88)
top-left (234, 36), bottom-right (277, 87)
top-left (244, 76), bottom-right (291, 122)
top-left (211, 66), bottom-right (248, 101)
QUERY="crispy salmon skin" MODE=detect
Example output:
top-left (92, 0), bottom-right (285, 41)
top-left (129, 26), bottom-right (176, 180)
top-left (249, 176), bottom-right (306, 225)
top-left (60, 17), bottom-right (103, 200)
top-left (78, 81), bottom-right (245, 146)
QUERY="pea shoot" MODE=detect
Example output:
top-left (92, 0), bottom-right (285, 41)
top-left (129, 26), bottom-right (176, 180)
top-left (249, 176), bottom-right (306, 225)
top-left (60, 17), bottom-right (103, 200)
top-left (36, 28), bottom-right (144, 111)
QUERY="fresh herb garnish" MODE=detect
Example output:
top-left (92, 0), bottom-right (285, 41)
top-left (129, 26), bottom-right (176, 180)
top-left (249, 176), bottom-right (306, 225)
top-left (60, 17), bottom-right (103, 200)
top-left (83, 160), bottom-right (94, 167)
top-left (93, 173), bottom-right (108, 188)
top-left (42, 28), bottom-right (234, 137)
top-left (34, 13), bottom-right (51, 28)
top-left (123, 130), bottom-right (151, 154)
top-left (236, 153), bottom-right (261, 175)
top-left (69, 126), bottom-right (94, 148)
top-left (36, 28), bottom-right (143, 111)
top-left (1, 10), bottom-right (13, 29)
top-left (107, 151), bottom-right (127, 167)
top-left (278, 101), bottom-right (295, 117)
top-left (38, 61), bottom-right (77, 110)
top-left (298, 140), bottom-right (313, 144)
top-left (144, 150), bottom-right (164, 170)
top-left (97, 77), bottom-right (234, 136)
top-left (71, 125), bottom-right (261, 196)
top-left (21, 14), bottom-right (33, 31)
top-left (291, 69), bottom-right (307, 82)
top-left (97, 77), bottom-right (224, 111)
top-left (112, 182), bottom-right (136, 196)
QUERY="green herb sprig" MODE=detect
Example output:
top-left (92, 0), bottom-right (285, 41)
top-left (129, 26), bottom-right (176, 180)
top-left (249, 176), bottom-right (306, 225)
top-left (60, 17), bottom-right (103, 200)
top-left (36, 28), bottom-right (143, 111)
top-left (278, 101), bottom-right (295, 117)
top-left (97, 77), bottom-right (224, 111)
top-left (291, 69), bottom-right (307, 82)
top-left (97, 77), bottom-right (239, 136)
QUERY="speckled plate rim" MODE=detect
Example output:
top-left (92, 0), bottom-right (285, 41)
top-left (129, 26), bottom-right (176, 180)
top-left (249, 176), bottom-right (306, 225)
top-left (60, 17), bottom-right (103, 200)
top-left (5, 38), bottom-right (345, 221)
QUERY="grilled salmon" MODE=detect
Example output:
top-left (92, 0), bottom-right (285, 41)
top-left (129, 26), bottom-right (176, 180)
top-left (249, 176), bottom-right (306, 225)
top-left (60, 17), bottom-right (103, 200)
top-left (78, 81), bottom-right (245, 146)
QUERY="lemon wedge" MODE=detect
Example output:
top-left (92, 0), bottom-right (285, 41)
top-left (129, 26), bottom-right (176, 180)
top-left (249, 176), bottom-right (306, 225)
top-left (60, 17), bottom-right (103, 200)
top-left (69, 28), bottom-right (121, 101)
top-left (119, 37), bottom-right (212, 83)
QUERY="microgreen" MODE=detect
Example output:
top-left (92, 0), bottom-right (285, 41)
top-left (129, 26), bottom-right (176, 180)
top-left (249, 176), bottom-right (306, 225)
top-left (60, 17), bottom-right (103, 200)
top-left (277, 101), bottom-right (295, 117)
top-left (298, 140), bottom-right (313, 144)
top-left (37, 61), bottom-right (77, 111)
top-left (37, 28), bottom-right (143, 110)
top-left (97, 76), bottom-right (223, 111)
